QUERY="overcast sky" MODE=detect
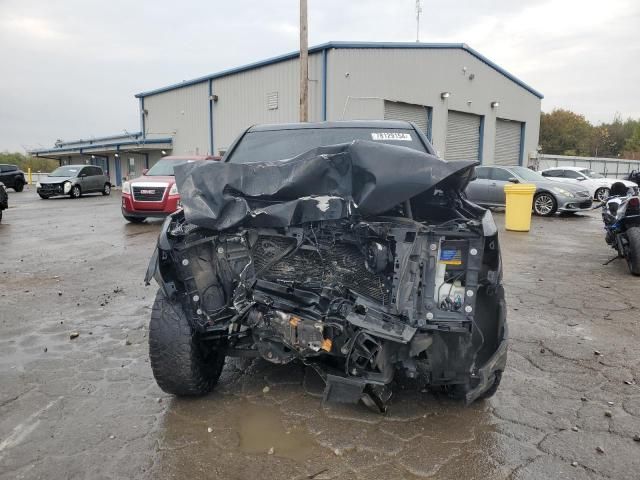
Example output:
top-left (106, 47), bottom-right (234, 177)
top-left (1, 0), bottom-right (638, 152)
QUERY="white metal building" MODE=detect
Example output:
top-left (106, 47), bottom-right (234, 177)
top-left (30, 42), bottom-right (542, 186)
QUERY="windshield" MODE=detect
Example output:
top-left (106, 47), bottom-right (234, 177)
top-left (146, 159), bottom-right (196, 176)
top-left (49, 166), bottom-right (80, 177)
top-left (510, 166), bottom-right (546, 182)
top-left (227, 127), bottom-right (430, 164)
top-left (579, 169), bottom-right (604, 179)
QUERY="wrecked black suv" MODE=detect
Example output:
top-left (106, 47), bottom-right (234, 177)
top-left (145, 121), bottom-right (507, 411)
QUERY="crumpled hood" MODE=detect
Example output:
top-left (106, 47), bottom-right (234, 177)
top-left (175, 140), bottom-right (478, 231)
top-left (41, 176), bottom-right (73, 184)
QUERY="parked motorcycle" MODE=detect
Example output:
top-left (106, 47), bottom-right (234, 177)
top-left (602, 182), bottom-right (640, 275)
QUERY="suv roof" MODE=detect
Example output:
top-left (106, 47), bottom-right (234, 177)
top-left (248, 120), bottom-right (416, 132)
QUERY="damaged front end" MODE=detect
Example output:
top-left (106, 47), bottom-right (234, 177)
top-left (145, 141), bottom-right (507, 411)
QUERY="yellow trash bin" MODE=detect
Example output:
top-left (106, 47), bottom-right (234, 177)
top-left (503, 183), bottom-right (536, 232)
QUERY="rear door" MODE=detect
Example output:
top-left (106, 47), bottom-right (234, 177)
top-left (0, 165), bottom-right (18, 187)
top-left (465, 166), bottom-right (492, 205)
top-left (541, 169), bottom-right (564, 181)
top-left (77, 167), bottom-right (91, 192)
top-left (90, 167), bottom-right (104, 191)
top-left (558, 169), bottom-right (584, 187)
top-left (488, 167), bottom-right (514, 205)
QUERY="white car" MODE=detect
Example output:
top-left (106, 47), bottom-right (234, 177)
top-left (540, 166), bottom-right (638, 202)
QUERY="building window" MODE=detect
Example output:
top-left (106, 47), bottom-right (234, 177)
top-left (267, 92), bottom-right (279, 110)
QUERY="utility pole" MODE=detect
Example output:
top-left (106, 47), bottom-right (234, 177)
top-left (299, 0), bottom-right (309, 122)
top-left (415, 0), bottom-right (422, 42)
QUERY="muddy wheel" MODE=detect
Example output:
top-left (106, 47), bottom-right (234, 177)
top-left (13, 181), bottom-right (24, 192)
top-left (533, 192), bottom-right (557, 216)
top-left (595, 187), bottom-right (610, 203)
top-left (70, 185), bottom-right (81, 199)
top-left (149, 289), bottom-right (225, 396)
top-left (102, 183), bottom-right (111, 196)
top-left (626, 227), bottom-right (640, 276)
top-left (123, 215), bottom-right (145, 223)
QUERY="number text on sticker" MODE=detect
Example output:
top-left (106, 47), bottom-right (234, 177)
top-left (371, 132), bottom-right (412, 141)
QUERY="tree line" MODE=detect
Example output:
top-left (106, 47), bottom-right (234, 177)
top-left (540, 109), bottom-right (640, 159)
top-left (0, 152), bottom-right (59, 172)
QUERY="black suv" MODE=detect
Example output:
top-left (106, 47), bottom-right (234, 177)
top-left (0, 164), bottom-right (26, 192)
top-left (145, 121), bottom-right (507, 411)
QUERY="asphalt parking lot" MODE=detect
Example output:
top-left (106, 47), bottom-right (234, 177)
top-left (1, 188), bottom-right (639, 480)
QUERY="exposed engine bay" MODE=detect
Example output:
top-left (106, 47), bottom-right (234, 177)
top-left (145, 140), bottom-right (507, 411)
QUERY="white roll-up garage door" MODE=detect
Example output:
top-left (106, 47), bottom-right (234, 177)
top-left (445, 111), bottom-right (481, 161)
top-left (494, 119), bottom-right (523, 166)
top-left (384, 101), bottom-right (430, 135)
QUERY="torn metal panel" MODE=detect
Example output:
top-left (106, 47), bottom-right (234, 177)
top-left (174, 140), bottom-right (477, 230)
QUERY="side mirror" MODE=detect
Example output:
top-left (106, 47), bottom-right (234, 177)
top-left (142, 169), bottom-right (149, 175)
top-left (508, 177), bottom-right (519, 183)
top-left (79, 173), bottom-right (87, 178)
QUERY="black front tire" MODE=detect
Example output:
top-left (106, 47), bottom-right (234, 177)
top-left (13, 182), bottom-right (24, 192)
top-left (70, 185), bottom-right (81, 198)
top-left (149, 290), bottom-right (225, 396)
top-left (626, 227), bottom-right (640, 276)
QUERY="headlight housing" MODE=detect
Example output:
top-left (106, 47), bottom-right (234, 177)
top-left (169, 184), bottom-right (179, 196)
top-left (552, 187), bottom-right (574, 198)
top-left (482, 210), bottom-right (498, 237)
top-left (122, 181), bottom-right (131, 194)
top-left (63, 181), bottom-right (72, 194)
top-left (36, 182), bottom-right (41, 188)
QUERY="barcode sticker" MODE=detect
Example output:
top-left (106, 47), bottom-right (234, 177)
top-left (371, 132), bottom-right (412, 141)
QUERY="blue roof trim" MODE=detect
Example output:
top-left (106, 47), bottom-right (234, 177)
top-left (134, 41), bottom-right (543, 99)
top-left (54, 131), bottom-right (145, 148)
top-left (30, 137), bottom-right (172, 155)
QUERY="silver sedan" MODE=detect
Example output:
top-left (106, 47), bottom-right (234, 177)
top-left (465, 165), bottom-right (593, 216)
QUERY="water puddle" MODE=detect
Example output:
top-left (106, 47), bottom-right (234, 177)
top-left (234, 401), bottom-right (316, 461)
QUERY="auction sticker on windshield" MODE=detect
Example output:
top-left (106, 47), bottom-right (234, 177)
top-left (371, 132), bottom-right (412, 141)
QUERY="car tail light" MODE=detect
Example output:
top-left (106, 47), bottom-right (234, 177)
top-left (629, 197), bottom-right (640, 208)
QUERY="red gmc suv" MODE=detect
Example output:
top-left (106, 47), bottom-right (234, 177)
top-left (121, 155), bottom-right (216, 223)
